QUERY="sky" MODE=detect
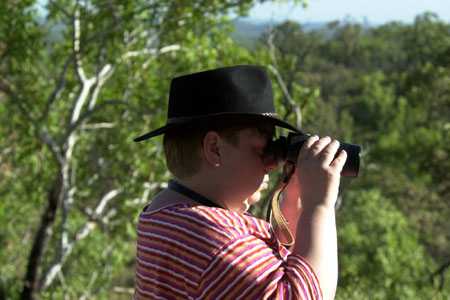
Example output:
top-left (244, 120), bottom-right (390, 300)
top-left (246, 0), bottom-right (450, 24)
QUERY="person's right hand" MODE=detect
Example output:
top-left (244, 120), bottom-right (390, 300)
top-left (296, 136), bottom-right (347, 211)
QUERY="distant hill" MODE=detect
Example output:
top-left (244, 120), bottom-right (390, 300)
top-left (231, 18), bottom-right (327, 48)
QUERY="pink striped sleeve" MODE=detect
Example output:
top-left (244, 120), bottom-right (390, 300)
top-left (196, 234), bottom-right (323, 300)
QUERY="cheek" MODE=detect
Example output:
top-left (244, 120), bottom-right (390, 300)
top-left (241, 149), bottom-right (264, 177)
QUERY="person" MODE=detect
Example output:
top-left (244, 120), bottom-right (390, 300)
top-left (133, 65), bottom-right (347, 300)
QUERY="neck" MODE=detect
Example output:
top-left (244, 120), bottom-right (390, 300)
top-left (175, 176), bottom-right (246, 212)
top-left (168, 179), bottom-right (222, 208)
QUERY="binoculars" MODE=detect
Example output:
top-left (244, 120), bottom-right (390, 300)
top-left (264, 133), bottom-right (361, 177)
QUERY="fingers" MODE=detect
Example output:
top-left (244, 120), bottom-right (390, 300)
top-left (298, 136), bottom-right (332, 163)
top-left (310, 136), bottom-right (332, 156)
top-left (298, 135), bottom-right (346, 169)
top-left (330, 149), bottom-right (347, 173)
top-left (320, 139), bottom-right (340, 167)
top-left (303, 135), bottom-right (320, 148)
top-left (297, 135), bottom-right (319, 162)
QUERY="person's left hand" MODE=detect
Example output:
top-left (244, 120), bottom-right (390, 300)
top-left (279, 164), bottom-right (302, 237)
top-left (281, 164), bottom-right (302, 212)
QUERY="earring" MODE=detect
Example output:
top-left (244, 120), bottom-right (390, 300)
top-left (215, 163), bottom-right (220, 167)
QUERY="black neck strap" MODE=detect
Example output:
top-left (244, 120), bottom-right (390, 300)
top-left (168, 179), bottom-right (224, 209)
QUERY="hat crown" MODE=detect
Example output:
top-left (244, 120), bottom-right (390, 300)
top-left (133, 65), bottom-right (299, 142)
top-left (167, 65), bottom-right (275, 119)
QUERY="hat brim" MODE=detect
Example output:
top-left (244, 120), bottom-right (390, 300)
top-left (133, 113), bottom-right (300, 142)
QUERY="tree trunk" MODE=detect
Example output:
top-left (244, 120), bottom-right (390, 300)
top-left (21, 174), bottom-right (62, 300)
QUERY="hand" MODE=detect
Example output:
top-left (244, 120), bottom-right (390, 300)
top-left (279, 169), bottom-right (302, 240)
top-left (296, 136), bottom-right (347, 210)
top-left (281, 166), bottom-right (301, 212)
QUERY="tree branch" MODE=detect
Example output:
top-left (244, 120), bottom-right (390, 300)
top-left (40, 189), bottom-right (122, 289)
top-left (129, 182), bottom-right (160, 206)
top-left (64, 99), bottom-right (128, 141)
top-left (120, 44), bottom-right (181, 61)
top-left (266, 29), bottom-right (303, 129)
top-left (40, 56), bottom-right (73, 122)
top-left (267, 64), bottom-right (302, 129)
top-left (69, 78), bottom-right (96, 127)
top-left (88, 64), bottom-right (114, 110)
top-left (81, 122), bottom-right (116, 130)
top-left (73, 1), bottom-right (86, 83)
top-left (39, 129), bottom-right (64, 166)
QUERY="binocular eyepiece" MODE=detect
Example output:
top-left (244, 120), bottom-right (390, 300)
top-left (263, 133), bottom-right (361, 177)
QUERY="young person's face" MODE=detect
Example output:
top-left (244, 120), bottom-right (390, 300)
top-left (219, 125), bottom-right (276, 205)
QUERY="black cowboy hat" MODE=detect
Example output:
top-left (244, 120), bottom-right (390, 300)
top-left (134, 65), bottom-right (300, 142)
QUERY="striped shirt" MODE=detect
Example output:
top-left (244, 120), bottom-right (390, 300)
top-left (134, 203), bottom-right (323, 300)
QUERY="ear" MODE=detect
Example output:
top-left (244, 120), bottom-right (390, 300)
top-left (202, 131), bottom-right (223, 167)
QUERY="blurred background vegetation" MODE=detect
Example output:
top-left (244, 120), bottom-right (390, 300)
top-left (0, 0), bottom-right (449, 299)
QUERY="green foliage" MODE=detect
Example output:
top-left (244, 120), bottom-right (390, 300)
top-left (1, 1), bottom-right (449, 298)
top-left (337, 189), bottom-right (436, 299)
